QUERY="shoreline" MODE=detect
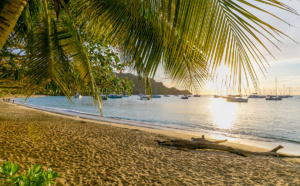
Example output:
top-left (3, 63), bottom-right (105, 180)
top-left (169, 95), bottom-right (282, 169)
top-left (7, 100), bottom-right (269, 152)
top-left (1, 100), bottom-right (300, 185)
top-left (8, 99), bottom-right (300, 155)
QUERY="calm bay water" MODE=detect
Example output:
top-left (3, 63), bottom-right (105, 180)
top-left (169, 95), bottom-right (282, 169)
top-left (17, 95), bottom-right (300, 154)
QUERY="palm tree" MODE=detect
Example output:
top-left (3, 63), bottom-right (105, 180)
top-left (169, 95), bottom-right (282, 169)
top-left (0, 0), bottom-right (298, 113)
top-left (0, 0), bottom-right (29, 50)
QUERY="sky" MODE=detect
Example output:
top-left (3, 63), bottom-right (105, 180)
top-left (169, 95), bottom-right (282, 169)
top-left (150, 1), bottom-right (300, 95)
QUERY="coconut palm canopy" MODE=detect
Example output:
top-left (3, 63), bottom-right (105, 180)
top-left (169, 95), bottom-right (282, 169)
top-left (0, 0), bottom-right (298, 113)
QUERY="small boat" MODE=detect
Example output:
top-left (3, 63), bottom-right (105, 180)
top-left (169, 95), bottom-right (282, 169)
top-left (266, 96), bottom-right (282, 101)
top-left (281, 87), bottom-right (293, 98)
top-left (100, 95), bottom-right (107, 100)
top-left (194, 95), bottom-right (201, 97)
top-left (108, 94), bottom-right (122, 99)
top-left (248, 93), bottom-right (265, 98)
top-left (164, 95), bottom-right (170, 97)
top-left (152, 95), bottom-right (162, 98)
top-left (266, 77), bottom-right (282, 101)
top-left (74, 94), bottom-right (82, 99)
top-left (140, 95), bottom-right (150, 100)
top-left (227, 97), bottom-right (248, 102)
top-left (74, 91), bottom-right (82, 99)
top-left (280, 95), bottom-right (289, 98)
top-left (181, 96), bottom-right (189, 99)
top-left (213, 95), bottom-right (221, 98)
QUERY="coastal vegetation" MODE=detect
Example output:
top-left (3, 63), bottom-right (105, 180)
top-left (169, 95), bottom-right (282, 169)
top-left (1, 0), bottom-right (298, 111)
top-left (0, 162), bottom-right (59, 185)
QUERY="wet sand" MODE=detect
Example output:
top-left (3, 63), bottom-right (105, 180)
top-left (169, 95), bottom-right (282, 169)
top-left (0, 101), bottom-right (300, 185)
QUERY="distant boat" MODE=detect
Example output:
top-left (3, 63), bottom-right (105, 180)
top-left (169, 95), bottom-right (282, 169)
top-left (100, 95), bottom-right (107, 100)
top-left (266, 96), bottom-right (282, 101)
top-left (266, 77), bottom-right (282, 101)
top-left (74, 91), bottom-right (82, 99)
top-left (226, 96), bottom-right (248, 102)
top-left (164, 95), bottom-right (170, 97)
top-left (213, 95), bottom-right (221, 98)
top-left (188, 95), bottom-right (191, 97)
top-left (280, 95), bottom-right (289, 98)
top-left (181, 95), bottom-right (189, 99)
top-left (152, 95), bottom-right (162, 98)
top-left (140, 95), bottom-right (150, 100)
top-left (194, 95), bottom-right (201, 97)
top-left (284, 87), bottom-right (293, 98)
top-left (74, 94), bottom-right (82, 99)
top-left (108, 94), bottom-right (122, 99)
top-left (248, 93), bottom-right (265, 98)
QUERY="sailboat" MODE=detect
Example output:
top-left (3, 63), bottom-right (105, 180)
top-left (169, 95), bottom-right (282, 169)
top-left (214, 81), bottom-right (221, 98)
top-left (74, 91), bottom-right (82, 99)
top-left (152, 82), bottom-right (161, 98)
top-left (287, 87), bottom-right (293, 98)
top-left (248, 83), bottom-right (265, 98)
top-left (266, 77), bottom-right (282, 101)
top-left (181, 95), bottom-right (189, 99)
top-left (226, 95), bottom-right (248, 102)
top-left (248, 93), bottom-right (265, 98)
top-left (226, 63), bottom-right (248, 103)
top-left (282, 87), bottom-right (293, 98)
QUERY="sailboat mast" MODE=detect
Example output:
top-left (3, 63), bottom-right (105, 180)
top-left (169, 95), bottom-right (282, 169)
top-left (239, 61), bottom-right (241, 96)
top-left (275, 77), bottom-right (277, 97)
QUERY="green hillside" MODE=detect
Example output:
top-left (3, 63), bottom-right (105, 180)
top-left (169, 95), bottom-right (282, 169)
top-left (116, 73), bottom-right (191, 95)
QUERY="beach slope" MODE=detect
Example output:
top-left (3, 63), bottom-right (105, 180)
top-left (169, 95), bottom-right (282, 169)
top-left (0, 101), bottom-right (299, 185)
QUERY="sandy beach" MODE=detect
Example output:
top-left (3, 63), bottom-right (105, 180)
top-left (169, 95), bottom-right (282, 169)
top-left (1, 100), bottom-right (300, 185)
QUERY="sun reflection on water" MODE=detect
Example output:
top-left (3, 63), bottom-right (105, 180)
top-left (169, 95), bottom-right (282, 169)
top-left (210, 98), bottom-right (238, 131)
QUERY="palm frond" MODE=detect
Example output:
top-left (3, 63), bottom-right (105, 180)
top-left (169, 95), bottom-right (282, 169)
top-left (70, 0), bottom-right (297, 89)
top-left (24, 2), bottom-right (73, 101)
top-left (19, 0), bottom-right (102, 114)
top-left (54, 7), bottom-right (102, 114)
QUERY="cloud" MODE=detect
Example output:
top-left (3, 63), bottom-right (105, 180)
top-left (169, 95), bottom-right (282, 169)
top-left (269, 58), bottom-right (300, 66)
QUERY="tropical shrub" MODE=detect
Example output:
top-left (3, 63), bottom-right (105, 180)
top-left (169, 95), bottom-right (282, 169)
top-left (0, 162), bottom-right (59, 186)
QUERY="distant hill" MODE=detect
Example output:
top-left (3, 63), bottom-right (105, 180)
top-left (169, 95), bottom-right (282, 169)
top-left (116, 73), bottom-right (191, 95)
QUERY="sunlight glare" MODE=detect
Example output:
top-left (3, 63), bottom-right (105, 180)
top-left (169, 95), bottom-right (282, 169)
top-left (210, 98), bottom-right (238, 131)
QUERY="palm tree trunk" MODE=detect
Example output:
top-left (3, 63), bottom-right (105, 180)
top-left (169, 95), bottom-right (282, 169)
top-left (0, 0), bottom-right (28, 50)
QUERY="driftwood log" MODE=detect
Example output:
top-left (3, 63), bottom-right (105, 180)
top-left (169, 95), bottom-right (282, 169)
top-left (156, 135), bottom-right (300, 158)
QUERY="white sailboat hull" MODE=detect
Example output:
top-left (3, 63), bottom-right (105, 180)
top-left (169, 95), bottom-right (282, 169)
top-left (227, 98), bottom-right (248, 102)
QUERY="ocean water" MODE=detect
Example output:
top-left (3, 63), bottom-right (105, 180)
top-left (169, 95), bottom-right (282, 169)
top-left (16, 95), bottom-right (300, 154)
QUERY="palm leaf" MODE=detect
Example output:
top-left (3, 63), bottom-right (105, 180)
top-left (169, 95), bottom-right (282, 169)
top-left (24, 1), bottom-right (74, 101)
top-left (70, 0), bottom-right (297, 89)
top-left (53, 5), bottom-right (102, 114)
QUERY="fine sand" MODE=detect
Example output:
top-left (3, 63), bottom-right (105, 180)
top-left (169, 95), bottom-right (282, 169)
top-left (1, 101), bottom-right (300, 185)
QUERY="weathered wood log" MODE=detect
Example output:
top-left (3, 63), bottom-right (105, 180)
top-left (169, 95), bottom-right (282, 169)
top-left (191, 135), bottom-right (227, 144)
top-left (155, 136), bottom-right (300, 158)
